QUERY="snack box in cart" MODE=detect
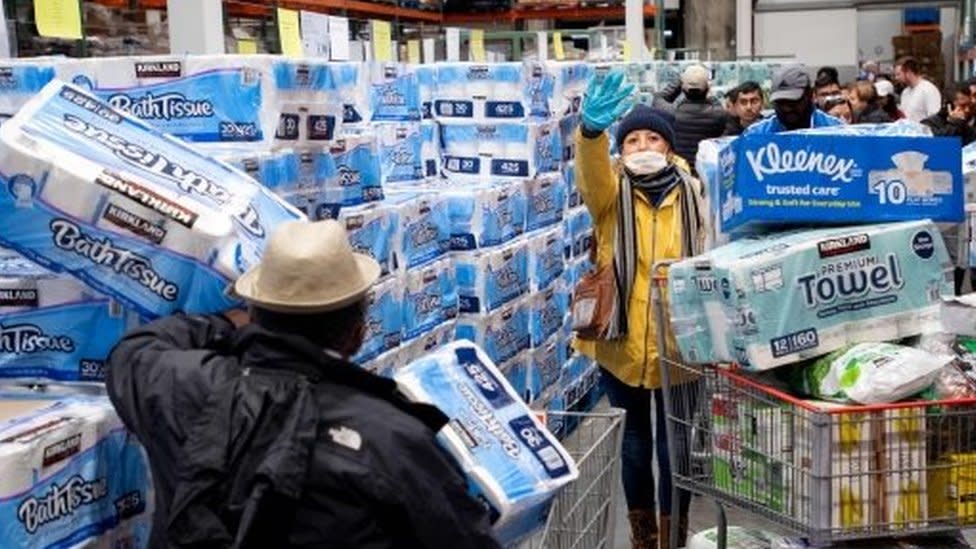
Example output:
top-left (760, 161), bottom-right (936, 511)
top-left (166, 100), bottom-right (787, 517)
top-left (719, 134), bottom-right (964, 235)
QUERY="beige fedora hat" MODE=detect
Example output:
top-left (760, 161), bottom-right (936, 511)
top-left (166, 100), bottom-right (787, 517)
top-left (234, 219), bottom-right (381, 313)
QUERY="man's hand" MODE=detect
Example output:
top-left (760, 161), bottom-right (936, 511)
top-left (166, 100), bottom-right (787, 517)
top-left (580, 69), bottom-right (636, 134)
top-left (949, 104), bottom-right (968, 122)
top-left (223, 309), bottom-right (251, 328)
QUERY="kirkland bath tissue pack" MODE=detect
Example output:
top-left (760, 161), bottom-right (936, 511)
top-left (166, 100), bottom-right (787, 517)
top-left (0, 254), bottom-right (128, 383)
top-left (446, 181), bottom-right (528, 250)
top-left (456, 296), bottom-right (532, 364)
top-left (0, 81), bottom-right (304, 318)
top-left (440, 121), bottom-right (561, 181)
top-left (455, 237), bottom-right (530, 314)
top-left (433, 63), bottom-right (549, 121)
top-left (56, 55), bottom-right (280, 148)
top-left (718, 133), bottom-right (964, 234)
top-left (668, 220), bottom-right (953, 370)
top-left (0, 397), bottom-right (153, 549)
top-left (393, 341), bottom-right (578, 545)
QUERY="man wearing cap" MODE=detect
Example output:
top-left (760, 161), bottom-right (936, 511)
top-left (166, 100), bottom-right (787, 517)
top-left (874, 78), bottom-right (906, 120)
top-left (743, 65), bottom-right (844, 136)
top-left (106, 220), bottom-right (501, 549)
top-left (652, 63), bottom-right (729, 169)
top-left (576, 69), bottom-right (709, 549)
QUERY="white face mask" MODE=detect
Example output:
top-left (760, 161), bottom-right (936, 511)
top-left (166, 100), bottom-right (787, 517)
top-left (623, 150), bottom-right (669, 176)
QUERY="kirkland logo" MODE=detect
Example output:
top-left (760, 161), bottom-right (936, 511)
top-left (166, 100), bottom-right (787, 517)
top-left (134, 61), bottom-right (182, 78)
top-left (0, 288), bottom-right (38, 308)
top-left (42, 433), bottom-right (82, 467)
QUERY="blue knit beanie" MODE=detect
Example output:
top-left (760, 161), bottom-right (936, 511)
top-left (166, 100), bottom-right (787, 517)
top-left (615, 104), bottom-right (676, 149)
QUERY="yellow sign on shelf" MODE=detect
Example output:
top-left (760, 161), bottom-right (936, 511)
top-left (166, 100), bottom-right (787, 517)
top-left (622, 41), bottom-right (631, 62)
top-left (34, 0), bottom-right (83, 40)
top-left (277, 8), bottom-right (302, 57)
top-left (469, 29), bottom-right (486, 62)
top-left (407, 40), bottom-right (421, 64)
top-left (237, 39), bottom-right (258, 55)
top-left (371, 20), bottom-right (393, 62)
top-left (553, 31), bottom-right (565, 60)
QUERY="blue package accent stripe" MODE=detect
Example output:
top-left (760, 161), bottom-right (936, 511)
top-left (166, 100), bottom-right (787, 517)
top-left (721, 134), bottom-right (965, 233)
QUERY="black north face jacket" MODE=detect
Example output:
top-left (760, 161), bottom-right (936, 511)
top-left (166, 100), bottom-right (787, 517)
top-left (106, 314), bottom-right (500, 549)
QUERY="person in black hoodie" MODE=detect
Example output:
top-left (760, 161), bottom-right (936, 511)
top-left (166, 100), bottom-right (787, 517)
top-left (106, 219), bottom-right (501, 549)
top-left (723, 81), bottom-right (765, 136)
top-left (653, 64), bottom-right (729, 169)
top-left (921, 84), bottom-right (976, 146)
top-left (849, 80), bottom-right (892, 124)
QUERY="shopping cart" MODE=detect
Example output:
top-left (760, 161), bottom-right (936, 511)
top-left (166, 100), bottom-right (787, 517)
top-left (519, 409), bottom-right (626, 549)
top-left (650, 260), bottom-right (976, 549)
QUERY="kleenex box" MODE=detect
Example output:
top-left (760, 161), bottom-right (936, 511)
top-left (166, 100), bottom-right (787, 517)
top-left (719, 134), bottom-right (964, 235)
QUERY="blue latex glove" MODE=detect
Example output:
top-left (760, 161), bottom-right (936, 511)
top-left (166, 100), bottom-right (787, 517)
top-left (580, 70), bottom-right (636, 133)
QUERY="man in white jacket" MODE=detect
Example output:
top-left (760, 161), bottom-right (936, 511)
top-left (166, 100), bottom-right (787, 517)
top-left (895, 56), bottom-right (942, 122)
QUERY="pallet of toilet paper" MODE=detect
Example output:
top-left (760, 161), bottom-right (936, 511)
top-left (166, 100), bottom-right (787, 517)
top-left (0, 396), bottom-right (152, 549)
top-left (715, 130), bottom-right (964, 235)
top-left (394, 341), bottom-right (578, 545)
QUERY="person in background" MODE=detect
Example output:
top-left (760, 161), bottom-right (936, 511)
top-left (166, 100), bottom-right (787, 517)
top-left (874, 79), bottom-right (905, 120)
top-left (968, 77), bottom-right (976, 101)
top-left (921, 83), bottom-right (976, 146)
top-left (653, 63), bottom-right (729, 170)
top-left (895, 56), bottom-right (941, 122)
top-left (814, 66), bottom-right (842, 107)
top-left (723, 81), bottom-right (765, 136)
top-left (859, 60), bottom-right (880, 81)
top-left (823, 94), bottom-right (853, 124)
top-left (849, 80), bottom-right (892, 124)
top-left (577, 70), bottom-right (709, 549)
top-left (106, 220), bottom-right (501, 549)
top-left (743, 65), bottom-right (844, 135)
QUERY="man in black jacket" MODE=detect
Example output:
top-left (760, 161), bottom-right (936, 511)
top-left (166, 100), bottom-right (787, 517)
top-left (106, 220), bottom-right (500, 549)
top-left (922, 84), bottom-right (976, 146)
top-left (653, 64), bottom-right (729, 169)
top-left (723, 81), bottom-right (765, 136)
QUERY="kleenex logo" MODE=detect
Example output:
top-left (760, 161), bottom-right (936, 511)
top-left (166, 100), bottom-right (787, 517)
top-left (745, 142), bottom-right (858, 183)
top-left (17, 475), bottom-right (108, 534)
top-left (107, 92), bottom-right (214, 121)
top-left (0, 323), bottom-right (75, 354)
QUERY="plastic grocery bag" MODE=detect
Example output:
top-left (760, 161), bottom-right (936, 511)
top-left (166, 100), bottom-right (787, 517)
top-left (687, 527), bottom-right (788, 549)
top-left (792, 342), bottom-right (952, 404)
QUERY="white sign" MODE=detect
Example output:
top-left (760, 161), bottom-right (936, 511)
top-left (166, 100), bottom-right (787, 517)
top-left (446, 28), bottom-right (461, 62)
top-left (423, 38), bottom-right (436, 63)
top-left (537, 31), bottom-right (548, 61)
top-left (300, 10), bottom-right (329, 57)
top-left (328, 16), bottom-right (350, 61)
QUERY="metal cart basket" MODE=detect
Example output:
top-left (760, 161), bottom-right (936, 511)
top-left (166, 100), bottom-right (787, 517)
top-left (519, 409), bottom-right (626, 549)
top-left (651, 261), bottom-right (976, 548)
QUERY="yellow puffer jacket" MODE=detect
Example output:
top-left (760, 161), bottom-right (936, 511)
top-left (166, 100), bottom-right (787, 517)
top-left (572, 128), bottom-right (695, 389)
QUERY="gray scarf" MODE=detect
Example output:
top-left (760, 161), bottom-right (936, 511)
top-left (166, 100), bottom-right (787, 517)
top-left (605, 165), bottom-right (706, 340)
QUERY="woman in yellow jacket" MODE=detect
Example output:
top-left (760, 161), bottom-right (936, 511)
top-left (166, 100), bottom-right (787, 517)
top-left (575, 70), bottom-right (708, 549)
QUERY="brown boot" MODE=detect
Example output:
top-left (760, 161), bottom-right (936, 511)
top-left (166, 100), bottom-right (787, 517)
top-left (658, 514), bottom-right (670, 549)
top-left (627, 509), bottom-right (658, 549)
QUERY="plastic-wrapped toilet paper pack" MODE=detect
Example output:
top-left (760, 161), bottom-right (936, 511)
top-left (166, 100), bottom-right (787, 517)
top-left (500, 351), bottom-right (531, 402)
top-left (0, 255), bottom-right (128, 383)
top-left (455, 237), bottom-right (530, 314)
top-left (711, 62), bottom-right (740, 90)
top-left (417, 66), bottom-right (436, 120)
top-left (527, 226), bottom-right (566, 292)
top-left (263, 148), bottom-right (334, 219)
top-left (528, 333), bottom-right (569, 401)
top-left (362, 346), bottom-right (404, 379)
top-left (524, 171), bottom-right (567, 231)
top-left (566, 207), bottom-right (593, 258)
top-left (547, 62), bottom-right (590, 118)
top-left (376, 122), bottom-right (424, 184)
top-left (563, 160), bottom-right (580, 209)
top-left (445, 181), bottom-right (528, 250)
top-left (272, 59), bottom-right (340, 147)
top-left (323, 131), bottom-right (384, 211)
top-left (456, 296), bottom-right (531, 364)
top-left (793, 119), bottom-right (932, 138)
top-left (0, 61), bottom-right (58, 123)
top-left (529, 284), bottom-right (568, 348)
top-left (559, 114), bottom-right (580, 163)
top-left (0, 81), bottom-right (304, 318)
top-left (368, 63), bottom-right (421, 122)
top-left (384, 190), bottom-right (451, 271)
top-left (399, 320), bottom-right (455, 364)
top-left (433, 63), bottom-right (540, 121)
top-left (393, 341), bottom-right (578, 545)
top-left (402, 256), bottom-right (457, 341)
top-left (737, 62), bottom-right (774, 94)
top-left (563, 255), bottom-right (593, 290)
top-left (669, 220), bottom-right (954, 370)
top-left (421, 121), bottom-right (439, 178)
top-left (0, 397), bottom-right (153, 549)
top-left (58, 55), bottom-right (280, 147)
top-left (338, 202), bottom-right (397, 277)
top-left (353, 275), bottom-right (404, 363)
top-left (328, 62), bottom-right (371, 125)
top-left (440, 121), bottom-right (561, 181)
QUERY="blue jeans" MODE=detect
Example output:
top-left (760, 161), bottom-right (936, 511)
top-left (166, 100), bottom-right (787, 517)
top-left (601, 368), bottom-right (695, 517)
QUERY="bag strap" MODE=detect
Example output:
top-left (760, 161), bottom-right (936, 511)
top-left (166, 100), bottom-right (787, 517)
top-left (588, 230), bottom-right (598, 264)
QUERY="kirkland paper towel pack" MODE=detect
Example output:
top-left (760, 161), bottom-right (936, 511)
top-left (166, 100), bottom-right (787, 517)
top-left (353, 275), bottom-right (404, 363)
top-left (367, 63), bottom-right (421, 122)
top-left (669, 220), bottom-right (954, 370)
top-left (719, 133), bottom-right (964, 235)
top-left (0, 255), bottom-right (127, 383)
top-left (0, 81), bottom-right (304, 318)
top-left (57, 55), bottom-right (280, 148)
top-left (393, 341), bottom-right (578, 545)
top-left (402, 256), bottom-right (457, 341)
top-left (0, 397), bottom-right (152, 549)
top-left (524, 171), bottom-right (567, 231)
top-left (455, 237), bottom-right (530, 314)
top-left (384, 190), bottom-right (450, 271)
top-left (446, 181), bottom-right (528, 250)
top-left (456, 296), bottom-right (531, 364)
top-left (440, 121), bottom-right (561, 181)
